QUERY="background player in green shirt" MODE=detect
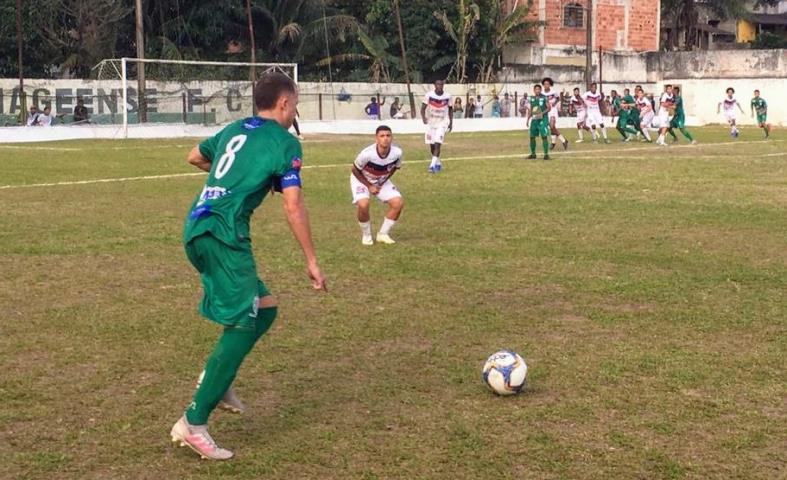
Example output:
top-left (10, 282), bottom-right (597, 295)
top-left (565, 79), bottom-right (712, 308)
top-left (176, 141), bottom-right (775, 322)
top-left (667, 86), bottom-right (697, 144)
top-left (617, 88), bottom-right (639, 141)
top-left (526, 84), bottom-right (552, 160)
top-left (171, 73), bottom-right (327, 460)
top-left (751, 89), bottom-right (771, 138)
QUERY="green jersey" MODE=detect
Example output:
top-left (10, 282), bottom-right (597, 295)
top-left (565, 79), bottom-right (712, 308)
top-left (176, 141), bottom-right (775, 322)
top-left (673, 95), bottom-right (685, 117)
top-left (751, 97), bottom-right (767, 115)
top-left (528, 95), bottom-right (549, 120)
top-left (612, 96), bottom-right (622, 113)
top-left (183, 116), bottom-right (303, 248)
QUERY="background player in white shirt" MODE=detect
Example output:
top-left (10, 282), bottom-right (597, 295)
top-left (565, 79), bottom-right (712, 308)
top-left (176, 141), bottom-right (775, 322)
top-left (635, 88), bottom-right (654, 142)
top-left (541, 77), bottom-right (568, 150)
top-left (717, 87), bottom-right (745, 137)
top-left (583, 83), bottom-right (609, 143)
top-left (570, 87), bottom-right (592, 142)
top-left (420, 79), bottom-right (453, 173)
top-left (656, 84), bottom-right (675, 146)
top-left (351, 125), bottom-right (404, 245)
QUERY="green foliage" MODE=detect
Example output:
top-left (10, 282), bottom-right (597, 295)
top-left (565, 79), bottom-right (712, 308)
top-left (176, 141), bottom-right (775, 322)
top-left (751, 31), bottom-right (787, 49)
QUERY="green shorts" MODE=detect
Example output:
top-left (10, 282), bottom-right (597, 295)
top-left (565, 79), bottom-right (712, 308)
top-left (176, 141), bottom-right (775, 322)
top-left (529, 118), bottom-right (549, 137)
top-left (756, 113), bottom-right (767, 124)
top-left (670, 115), bottom-right (685, 129)
top-left (185, 233), bottom-right (270, 330)
top-left (616, 112), bottom-right (628, 126)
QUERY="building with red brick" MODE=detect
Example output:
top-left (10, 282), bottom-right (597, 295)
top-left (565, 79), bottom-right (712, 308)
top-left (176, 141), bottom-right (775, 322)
top-left (504, 0), bottom-right (661, 67)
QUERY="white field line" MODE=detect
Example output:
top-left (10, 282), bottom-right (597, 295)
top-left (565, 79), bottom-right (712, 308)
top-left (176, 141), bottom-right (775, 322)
top-left (0, 139), bottom-right (332, 152)
top-left (0, 139), bottom-right (783, 191)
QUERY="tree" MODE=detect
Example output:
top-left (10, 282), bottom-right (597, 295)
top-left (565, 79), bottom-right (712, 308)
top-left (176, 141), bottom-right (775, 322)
top-left (473, 0), bottom-right (541, 82)
top-left (661, 0), bottom-right (779, 51)
top-left (434, 0), bottom-right (480, 83)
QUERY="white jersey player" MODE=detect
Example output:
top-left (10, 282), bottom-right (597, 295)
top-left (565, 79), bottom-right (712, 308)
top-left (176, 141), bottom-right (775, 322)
top-left (635, 89), bottom-right (654, 142)
top-left (583, 83), bottom-right (609, 143)
top-left (420, 79), bottom-right (453, 173)
top-left (656, 84), bottom-right (675, 146)
top-left (541, 77), bottom-right (568, 150)
top-left (351, 125), bottom-right (404, 245)
top-left (570, 87), bottom-right (591, 142)
top-left (717, 87), bottom-right (745, 137)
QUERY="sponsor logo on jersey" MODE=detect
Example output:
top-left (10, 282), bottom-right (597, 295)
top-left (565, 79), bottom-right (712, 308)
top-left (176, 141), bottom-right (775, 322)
top-left (196, 185), bottom-right (229, 206)
top-left (243, 117), bottom-right (266, 129)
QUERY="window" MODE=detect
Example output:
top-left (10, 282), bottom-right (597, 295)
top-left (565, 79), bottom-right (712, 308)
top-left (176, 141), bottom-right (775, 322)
top-left (564, 3), bottom-right (584, 28)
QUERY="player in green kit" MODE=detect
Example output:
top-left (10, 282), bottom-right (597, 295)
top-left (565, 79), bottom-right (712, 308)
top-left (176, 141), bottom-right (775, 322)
top-left (525, 84), bottom-right (551, 160)
top-left (667, 86), bottom-right (696, 144)
top-left (750, 90), bottom-right (771, 138)
top-left (170, 73), bottom-right (327, 460)
top-left (618, 88), bottom-right (639, 141)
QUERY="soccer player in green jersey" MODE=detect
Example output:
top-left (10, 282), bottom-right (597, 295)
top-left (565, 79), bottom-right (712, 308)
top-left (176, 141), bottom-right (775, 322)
top-left (617, 88), bottom-right (639, 141)
top-left (170, 73), bottom-right (327, 461)
top-left (667, 86), bottom-right (697, 144)
top-left (526, 84), bottom-right (552, 160)
top-left (751, 89), bottom-right (772, 138)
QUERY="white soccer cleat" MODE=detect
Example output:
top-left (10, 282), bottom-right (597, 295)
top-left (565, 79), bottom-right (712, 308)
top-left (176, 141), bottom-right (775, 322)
top-left (361, 234), bottom-right (374, 246)
top-left (376, 233), bottom-right (396, 244)
top-left (170, 416), bottom-right (234, 461)
top-left (575, 139), bottom-right (584, 143)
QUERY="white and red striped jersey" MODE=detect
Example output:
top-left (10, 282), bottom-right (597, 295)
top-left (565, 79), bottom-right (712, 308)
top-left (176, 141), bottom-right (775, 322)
top-left (353, 144), bottom-right (403, 186)
top-left (570, 94), bottom-right (585, 112)
top-left (422, 90), bottom-right (452, 127)
top-left (583, 91), bottom-right (603, 111)
top-left (543, 89), bottom-right (560, 108)
top-left (721, 96), bottom-right (739, 112)
top-left (637, 96), bottom-right (653, 114)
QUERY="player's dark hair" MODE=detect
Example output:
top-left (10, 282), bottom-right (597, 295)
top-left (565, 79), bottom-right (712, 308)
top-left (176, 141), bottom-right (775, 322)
top-left (754, 89), bottom-right (760, 93)
top-left (665, 84), bottom-right (672, 88)
top-left (573, 87), bottom-right (580, 92)
top-left (534, 84), bottom-right (542, 89)
top-left (542, 77), bottom-right (553, 86)
top-left (376, 125), bottom-right (392, 134)
top-left (727, 87), bottom-right (735, 93)
top-left (611, 89), bottom-right (617, 94)
top-left (674, 86), bottom-right (681, 93)
top-left (253, 72), bottom-right (296, 111)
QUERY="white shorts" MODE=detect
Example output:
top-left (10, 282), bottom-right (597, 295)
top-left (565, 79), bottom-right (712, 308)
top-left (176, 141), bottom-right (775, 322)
top-left (547, 108), bottom-right (559, 122)
top-left (657, 110), bottom-right (670, 128)
top-left (350, 174), bottom-right (402, 204)
top-left (724, 111), bottom-right (737, 123)
top-left (641, 111), bottom-right (655, 128)
top-left (425, 125), bottom-right (447, 145)
top-left (586, 109), bottom-right (604, 126)
top-left (576, 110), bottom-right (587, 124)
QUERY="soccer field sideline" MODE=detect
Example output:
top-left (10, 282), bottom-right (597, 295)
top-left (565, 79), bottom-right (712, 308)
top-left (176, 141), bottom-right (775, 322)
top-left (1, 138), bottom-right (783, 191)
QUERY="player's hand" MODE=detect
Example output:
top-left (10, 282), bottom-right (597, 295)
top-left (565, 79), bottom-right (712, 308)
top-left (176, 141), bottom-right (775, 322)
top-left (369, 185), bottom-right (381, 195)
top-left (307, 262), bottom-right (327, 292)
top-left (447, 123), bottom-right (453, 133)
top-left (422, 117), bottom-right (427, 125)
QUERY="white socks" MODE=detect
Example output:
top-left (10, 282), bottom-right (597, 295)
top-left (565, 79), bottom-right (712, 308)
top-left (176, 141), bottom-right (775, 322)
top-left (642, 128), bottom-right (652, 141)
top-left (359, 221), bottom-right (372, 237)
top-left (577, 129), bottom-right (584, 140)
top-left (379, 218), bottom-right (396, 235)
top-left (430, 156), bottom-right (440, 167)
top-left (551, 134), bottom-right (556, 144)
top-left (558, 134), bottom-right (566, 143)
top-left (601, 127), bottom-right (608, 139)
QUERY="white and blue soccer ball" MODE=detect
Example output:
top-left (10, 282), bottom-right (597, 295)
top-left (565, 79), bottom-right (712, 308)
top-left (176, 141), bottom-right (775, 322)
top-left (482, 350), bottom-right (528, 395)
top-left (731, 129), bottom-right (739, 138)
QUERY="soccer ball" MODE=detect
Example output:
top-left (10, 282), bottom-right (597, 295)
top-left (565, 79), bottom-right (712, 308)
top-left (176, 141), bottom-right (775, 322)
top-left (731, 129), bottom-right (739, 138)
top-left (482, 350), bottom-right (528, 395)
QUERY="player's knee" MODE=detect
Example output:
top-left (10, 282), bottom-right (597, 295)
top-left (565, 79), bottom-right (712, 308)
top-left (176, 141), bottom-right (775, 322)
top-left (258, 295), bottom-right (277, 309)
top-left (389, 197), bottom-right (404, 211)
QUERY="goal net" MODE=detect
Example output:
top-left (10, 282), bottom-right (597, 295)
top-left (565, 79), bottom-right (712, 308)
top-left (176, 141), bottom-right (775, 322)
top-left (91, 58), bottom-right (297, 136)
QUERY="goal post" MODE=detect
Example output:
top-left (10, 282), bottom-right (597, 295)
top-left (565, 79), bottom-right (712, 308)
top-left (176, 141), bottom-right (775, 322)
top-left (92, 58), bottom-right (298, 137)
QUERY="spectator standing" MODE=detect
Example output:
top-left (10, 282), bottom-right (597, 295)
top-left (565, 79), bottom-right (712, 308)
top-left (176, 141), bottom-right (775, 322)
top-left (473, 95), bottom-right (483, 118)
top-left (73, 97), bottom-right (89, 124)
top-left (491, 95), bottom-right (501, 117)
top-left (501, 92), bottom-right (512, 117)
top-left (452, 97), bottom-right (464, 119)
top-left (465, 96), bottom-right (475, 118)
top-left (518, 93), bottom-right (529, 116)
top-left (364, 97), bottom-right (386, 120)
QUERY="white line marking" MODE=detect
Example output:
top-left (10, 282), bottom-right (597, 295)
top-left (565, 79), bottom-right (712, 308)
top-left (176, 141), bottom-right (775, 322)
top-left (0, 139), bottom-right (782, 190)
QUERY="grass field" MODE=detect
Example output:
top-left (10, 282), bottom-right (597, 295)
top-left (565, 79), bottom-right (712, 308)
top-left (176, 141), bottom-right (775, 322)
top-left (1, 127), bottom-right (786, 479)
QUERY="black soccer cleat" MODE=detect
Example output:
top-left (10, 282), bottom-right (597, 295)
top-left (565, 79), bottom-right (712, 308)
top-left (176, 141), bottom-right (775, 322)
top-left (550, 143), bottom-right (556, 151)
top-left (527, 153), bottom-right (537, 159)
top-left (543, 155), bottom-right (551, 160)
top-left (562, 139), bottom-right (569, 150)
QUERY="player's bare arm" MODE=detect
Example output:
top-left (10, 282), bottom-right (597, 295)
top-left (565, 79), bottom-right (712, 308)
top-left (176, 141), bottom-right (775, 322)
top-left (448, 107), bottom-right (453, 132)
top-left (420, 103), bottom-right (428, 125)
top-left (187, 146), bottom-right (212, 172)
top-left (351, 165), bottom-right (380, 195)
top-left (281, 186), bottom-right (327, 291)
top-left (737, 101), bottom-right (745, 114)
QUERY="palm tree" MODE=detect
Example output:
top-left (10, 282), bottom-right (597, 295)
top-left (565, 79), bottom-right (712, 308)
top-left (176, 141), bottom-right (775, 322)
top-left (434, 0), bottom-right (480, 83)
top-left (475, 0), bottom-right (541, 83)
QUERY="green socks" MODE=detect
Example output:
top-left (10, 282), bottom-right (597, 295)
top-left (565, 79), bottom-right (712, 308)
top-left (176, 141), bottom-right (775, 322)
top-left (680, 128), bottom-right (694, 141)
top-left (186, 307), bottom-right (277, 425)
top-left (542, 136), bottom-right (549, 156)
top-left (529, 137), bottom-right (537, 155)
